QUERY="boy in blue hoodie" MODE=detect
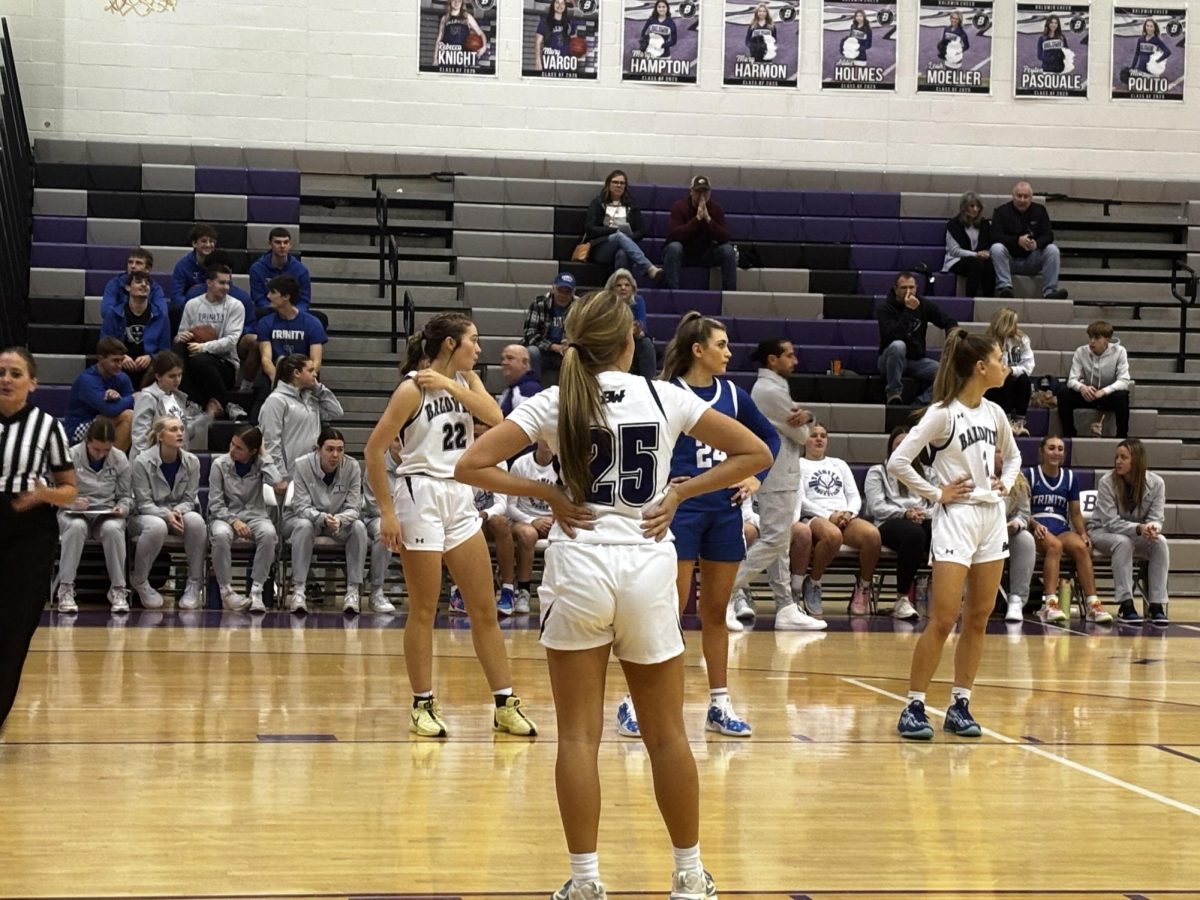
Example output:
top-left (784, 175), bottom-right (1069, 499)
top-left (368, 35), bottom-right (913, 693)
top-left (250, 228), bottom-right (313, 314)
top-left (100, 248), bottom-right (167, 320)
top-left (64, 337), bottom-right (136, 450)
top-left (100, 271), bottom-right (171, 385)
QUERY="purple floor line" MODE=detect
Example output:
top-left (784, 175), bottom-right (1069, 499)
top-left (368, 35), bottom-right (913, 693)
top-left (1155, 744), bottom-right (1200, 765)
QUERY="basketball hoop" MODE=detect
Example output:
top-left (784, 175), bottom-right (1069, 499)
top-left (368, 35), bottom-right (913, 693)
top-left (105, 0), bottom-right (177, 15)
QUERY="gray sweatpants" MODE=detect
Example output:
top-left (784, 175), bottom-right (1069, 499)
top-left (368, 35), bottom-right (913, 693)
top-left (210, 517), bottom-right (278, 586)
top-left (1007, 528), bottom-right (1037, 601)
top-left (129, 512), bottom-right (207, 584)
top-left (733, 490), bottom-right (794, 610)
top-left (366, 517), bottom-right (395, 589)
top-left (1089, 531), bottom-right (1170, 604)
top-left (284, 517), bottom-right (367, 586)
top-left (57, 513), bottom-right (127, 587)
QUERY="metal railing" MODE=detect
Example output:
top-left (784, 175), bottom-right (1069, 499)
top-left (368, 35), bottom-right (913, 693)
top-left (0, 18), bottom-right (34, 347)
top-left (373, 185), bottom-right (414, 353)
top-left (1170, 260), bottom-right (1198, 375)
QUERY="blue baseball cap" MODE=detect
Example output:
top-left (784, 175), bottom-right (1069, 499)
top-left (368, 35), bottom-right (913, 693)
top-left (553, 272), bottom-right (577, 290)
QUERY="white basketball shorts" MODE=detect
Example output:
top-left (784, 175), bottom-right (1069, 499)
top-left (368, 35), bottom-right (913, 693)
top-left (393, 475), bottom-right (482, 553)
top-left (931, 501), bottom-right (1009, 567)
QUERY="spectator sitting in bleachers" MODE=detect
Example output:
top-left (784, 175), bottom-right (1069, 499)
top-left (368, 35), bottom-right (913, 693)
top-left (583, 170), bottom-right (661, 282)
top-left (55, 417), bottom-right (134, 615)
top-left (998, 455), bottom-right (1038, 623)
top-left (129, 416), bottom-right (207, 611)
top-left (249, 227), bottom-right (313, 315)
top-left (985, 307), bottom-right (1035, 435)
top-left (1024, 436), bottom-right (1111, 625)
top-left (283, 427), bottom-right (368, 615)
top-left (131, 351), bottom-right (202, 462)
top-left (207, 425), bottom-right (281, 614)
top-left (254, 274), bottom-right (328, 420)
top-left (864, 426), bottom-right (931, 622)
top-left (170, 224), bottom-right (218, 318)
top-left (877, 270), bottom-right (958, 405)
top-left (1088, 438), bottom-right (1170, 626)
top-left (362, 434), bottom-right (403, 614)
top-left (663, 175), bottom-right (737, 291)
top-left (498, 344), bottom-right (541, 416)
top-left (606, 268), bottom-right (657, 378)
top-left (175, 263), bottom-right (245, 419)
top-left (942, 192), bottom-right (995, 298)
top-left (503, 440), bottom-right (558, 616)
top-left (1057, 320), bottom-right (1133, 439)
top-left (184, 250), bottom-right (260, 399)
top-left (100, 247), bottom-right (167, 319)
top-left (990, 181), bottom-right (1068, 300)
top-left (100, 271), bottom-right (171, 387)
top-left (259, 354), bottom-right (344, 483)
top-left (522, 271), bottom-right (577, 385)
top-left (798, 423), bottom-right (881, 616)
top-left (65, 336), bottom-right (135, 450)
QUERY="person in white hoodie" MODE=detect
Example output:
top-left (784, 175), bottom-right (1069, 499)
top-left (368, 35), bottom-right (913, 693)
top-left (984, 307), bottom-right (1035, 436)
top-left (174, 263), bottom-right (245, 419)
top-left (1057, 320), bottom-right (1133, 438)
top-left (130, 351), bottom-right (203, 462)
top-left (258, 354), bottom-right (344, 483)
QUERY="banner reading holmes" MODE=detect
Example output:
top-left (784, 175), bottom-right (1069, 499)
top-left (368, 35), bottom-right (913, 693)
top-left (1111, 6), bottom-right (1186, 101)
top-left (419, 0), bottom-right (498, 76)
top-left (916, 1), bottom-right (993, 94)
top-left (722, 1), bottom-right (801, 88)
top-left (522, 0), bottom-right (601, 80)
top-left (623, 0), bottom-right (701, 84)
top-left (1014, 3), bottom-right (1089, 98)
top-left (821, 1), bottom-right (898, 90)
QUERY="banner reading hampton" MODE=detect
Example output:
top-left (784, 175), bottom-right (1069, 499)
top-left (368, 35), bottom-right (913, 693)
top-left (1111, 6), bottom-right (1186, 101)
top-left (916, 1), bottom-right (993, 94)
top-left (1014, 2), bottom-right (1089, 98)
top-left (522, 0), bottom-right (601, 79)
top-left (722, 1), bottom-right (800, 88)
top-left (821, 1), bottom-right (898, 90)
top-left (419, 0), bottom-right (498, 76)
top-left (623, 0), bottom-right (701, 83)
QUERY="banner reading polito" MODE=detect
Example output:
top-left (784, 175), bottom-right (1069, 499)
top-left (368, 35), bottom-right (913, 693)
top-left (623, 0), bottom-right (701, 84)
top-left (419, 0), bottom-right (498, 76)
top-left (1014, 2), bottom-right (1089, 98)
top-left (916, 1), bottom-right (993, 94)
top-left (522, 0), bottom-right (601, 79)
top-left (1111, 6), bottom-right (1186, 101)
top-left (821, 1), bottom-right (898, 90)
top-left (722, 1), bottom-right (800, 88)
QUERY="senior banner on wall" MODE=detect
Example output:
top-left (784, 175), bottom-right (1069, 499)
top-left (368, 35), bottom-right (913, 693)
top-left (1111, 6), bottom-right (1186, 101)
top-left (1014, 3), bottom-right (1089, 98)
top-left (722, 1), bottom-right (801, 88)
top-left (522, 0), bottom-right (601, 79)
top-left (821, 1), bottom-right (898, 90)
top-left (916, 1), bottom-right (993, 94)
top-left (623, 0), bottom-right (701, 84)
top-left (419, 0), bottom-right (498, 76)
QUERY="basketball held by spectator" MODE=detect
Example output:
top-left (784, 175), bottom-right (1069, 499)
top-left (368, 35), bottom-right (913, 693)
top-left (190, 324), bottom-right (218, 343)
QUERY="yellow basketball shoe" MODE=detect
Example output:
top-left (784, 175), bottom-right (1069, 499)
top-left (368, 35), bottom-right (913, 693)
top-left (493, 696), bottom-right (538, 736)
top-left (410, 698), bottom-right (448, 738)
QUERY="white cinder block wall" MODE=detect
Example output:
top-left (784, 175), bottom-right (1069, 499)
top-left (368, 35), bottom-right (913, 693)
top-left (5, 0), bottom-right (1199, 179)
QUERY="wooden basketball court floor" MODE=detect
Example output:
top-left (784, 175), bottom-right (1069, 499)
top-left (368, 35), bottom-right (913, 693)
top-left (3, 603), bottom-right (1200, 900)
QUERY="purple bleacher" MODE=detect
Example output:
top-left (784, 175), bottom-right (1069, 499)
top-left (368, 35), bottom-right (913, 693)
top-left (753, 189), bottom-right (798, 217)
top-left (248, 196), bottom-right (300, 224)
top-left (197, 452), bottom-right (213, 483)
top-left (644, 314), bottom-right (677, 342)
top-left (1018, 437), bottom-right (1059, 467)
top-left (784, 320), bottom-right (838, 345)
top-left (720, 318), bottom-right (741, 341)
top-left (846, 346), bottom-right (880, 374)
top-left (195, 167), bottom-right (250, 194)
top-left (85, 269), bottom-right (172, 295)
top-left (34, 217), bottom-right (87, 243)
top-left (861, 272), bottom-right (957, 296)
top-left (800, 191), bottom-right (854, 217)
top-left (796, 345), bottom-right (843, 373)
top-left (659, 289), bottom-right (721, 316)
top-left (31, 386), bottom-right (70, 418)
top-left (726, 214), bottom-right (754, 242)
top-left (896, 245), bottom-right (945, 270)
top-left (87, 245), bottom-right (133, 270)
top-left (31, 243), bottom-right (87, 268)
top-left (716, 189), bottom-right (755, 215)
top-left (247, 168), bottom-right (301, 197)
top-left (900, 219), bottom-right (947, 245)
top-left (1025, 408), bottom-right (1049, 436)
top-left (728, 343), bottom-right (754, 372)
top-left (1073, 467), bottom-right (1095, 491)
top-left (727, 372), bottom-right (756, 393)
top-left (798, 217), bottom-right (852, 243)
top-left (851, 192), bottom-right (902, 218)
top-left (751, 215), bottom-right (801, 242)
top-left (645, 210), bottom-right (668, 238)
top-left (737, 317), bottom-right (792, 345)
top-left (850, 218), bottom-right (903, 245)
top-left (836, 320), bottom-right (878, 345)
top-left (849, 245), bottom-right (900, 271)
top-left (849, 464), bottom-right (871, 491)
top-left (631, 183), bottom-right (656, 210)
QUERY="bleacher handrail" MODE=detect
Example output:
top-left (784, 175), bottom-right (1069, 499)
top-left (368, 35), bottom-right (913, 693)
top-left (0, 17), bottom-right (35, 347)
top-left (1169, 260), bottom-right (1197, 375)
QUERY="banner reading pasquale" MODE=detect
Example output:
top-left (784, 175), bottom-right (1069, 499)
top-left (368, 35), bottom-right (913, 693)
top-left (916, 1), bottom-right (993, 94)
top-left (1014, 2), bottom-right (1089, 98)
top-left (722, 1), bottom-right (801, 88)
top-left (1111, 6), bottom-right (1186, 101)
top-left (623, 0), bottom-right (701, 84)
top-left (522, 0), bottom-right (601, 79)
top-left (821, 1), bottom-right (898, 90)
top-left (419, 0), bottom-right (498, 76)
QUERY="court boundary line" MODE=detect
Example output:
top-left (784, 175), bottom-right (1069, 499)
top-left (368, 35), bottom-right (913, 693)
top-left (6, 889), bottom-right (1196, 899)
top-left (843, 677), bottom-right (1200, 820)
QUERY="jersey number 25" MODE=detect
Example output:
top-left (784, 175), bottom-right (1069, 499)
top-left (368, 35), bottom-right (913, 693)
top-left (588, 424), bottom-right (659, 506)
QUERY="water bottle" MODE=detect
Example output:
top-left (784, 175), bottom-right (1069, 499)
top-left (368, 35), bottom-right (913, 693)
top-left (1058, 577), bottom-right (1074, 617)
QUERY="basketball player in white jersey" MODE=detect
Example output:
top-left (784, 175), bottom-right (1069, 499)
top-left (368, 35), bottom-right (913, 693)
top-left (887, 329), bottom-right (1021, 740)
top-left (455, 291), bottom-right (772, 900)
top-left (364, 313), bottom-right (536, 739)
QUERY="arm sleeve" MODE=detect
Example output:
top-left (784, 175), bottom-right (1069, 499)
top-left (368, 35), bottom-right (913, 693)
top-left (666, 201), bottom-right (701, 243)
top-left (1146, 476), bottom-right (1166, 528)
top-left (292, 468), bottom-right (322, 524)
top-left (1093, 477), bottom-right (1138, 537)
top-left (113, 456), bottom-right (135, 517)
top-left (1105, 347), bottom-right (1133, 394)
top-left (752, 378), bottom-right (809, 445)
top-left (863, 28), bottom-right (872, 50)
top-left (1066, 348), bottom-right (1086, 392)
top-left (202, 303), bottom-right (244, 357)
top-left (172, 460), bottom-right (199, 516)
top-left (258, 398), bottom-right (286, 474)
top-left (134, 463), bottom-right (169, 518)
top-left (864, 466), bottom-right (906, 522)
top-left (840, 459), bottom-right (863, 515)
top-left (1012, 337), bottom-right (1036, 378)
top-left (482, 491), bottom-right (507, 520)
top-left (992, 206), bottom-right (1024, 253)
top-left (208, 462), bottom-right (234, 523)
top-left (666, 19), bottom-right (677, 47)
top-left (101, 279), bottom-right (122, 320)
top-left (176, 300), bottom-right (197, 340)
top-left (705, 203), bottom-right (732, 244)
top-left (583, 198), bottom-right (615, 240)
top-left (626, 205), bottom-right (646, 244)
top-left (523, 299), bottom-right (554, 354)
top-left (1034, 207), bottom-right (1054, 249)
top-left (887, 405), bottom-right (952, 502)
top-left (145, 311), bottom-right (173, 356)
top-left (170, 259), bottom-right (190, 308)
top-left (130, 393), bottom-right (155, 460)
top-left (337, 463), bottom-right (363, 527)
top-left (960, 29), bottom-right (969, 52)
top-left (631, 294), bottom-right (649, 328)
top-left (313, 383), bottom-right (344, 422)
top-left (997, 412), bottom-right (1021, 493)
top-left (1157, 37), bottom-right (1172, 60)
top-left (1010, 489), bottom-right (1031, 527)
top-left (735, 386), bottom-right (781, 483)
top-left (249, 262), bottom-right (267, 310)
top-left (945, 229), bottom-right (975, 262)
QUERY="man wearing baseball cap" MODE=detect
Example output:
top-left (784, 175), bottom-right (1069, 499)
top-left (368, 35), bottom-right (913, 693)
top-left (663, 175), bottom-right (738, 291)
top-left (521, 271), bottom-right (578, 386)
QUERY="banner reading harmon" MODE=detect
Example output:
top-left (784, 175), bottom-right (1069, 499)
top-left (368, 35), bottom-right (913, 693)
top-left (419, 0), bottom-right (498, 76)
top-left (522, 0), bottom-right (601, 79)
top-left (821, 1), bottom-right (898, 90)
top-left (1111, 6), bottom-right (1186, 101)
top-left (722, 1), bottom-right (800, 88)
top-left (916, 1), bottom-right (993, 94)
top-left (1014, 3), bottom-right (1089, 98)
top-left (623, 0), bottom-right (701, 84)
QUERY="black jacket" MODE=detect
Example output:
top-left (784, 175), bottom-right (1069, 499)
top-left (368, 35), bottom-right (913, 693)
top-left (991, 200), bottom-right (1054, 258)
top-left (584, 194), bottom-right (646, 243)
top-left (877, 293), bottom-right (958, 360)
top-left (945, 216), bottom-right (992, 253)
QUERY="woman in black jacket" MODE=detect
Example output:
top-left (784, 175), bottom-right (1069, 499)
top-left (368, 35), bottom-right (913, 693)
top-left (583, 169), bottom-right (661, 280)
top-left (942, 191), bottom-right (995, 297)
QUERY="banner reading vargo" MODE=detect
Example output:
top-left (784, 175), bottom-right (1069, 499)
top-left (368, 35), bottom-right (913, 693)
top-left (419, 0), bottom-right (498, 76)
top-left (722, 1), bottom-right (801, 88)
top-left (917, 1), bottom-right (993, 94)
top-left (623, 0), bottom-right (701, 84)
top-left (1111, 6), bottom-right (1186, 101)
top-left (522, 0), bottom-right (601, 79)
top-left (821, 1), bottom-right (898, 90)
top-left (1014, 2), bottom-right (1089, 98)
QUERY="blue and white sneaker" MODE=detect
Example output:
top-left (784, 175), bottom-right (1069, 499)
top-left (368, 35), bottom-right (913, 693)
top-left (616, 694), bottom-right (640, 738)
top-left (897, 699), bottom-right (934, 740)
top-left (497, 587), bottom-right (514, 617)
top-left (1116, 600), bottom-right (1144, 625)
top-left (801, 576), bottom-right (823, 617)
top-left (706, 700), bottom-right (753, 737)
top-left (448, 586), bottom-right (467, 615)
top-left (944, 697), bottom-right (982, 737)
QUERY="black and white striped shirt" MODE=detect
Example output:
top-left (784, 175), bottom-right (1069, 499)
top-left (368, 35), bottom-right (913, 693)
top-left (0, 405), bottom-right (72, 494)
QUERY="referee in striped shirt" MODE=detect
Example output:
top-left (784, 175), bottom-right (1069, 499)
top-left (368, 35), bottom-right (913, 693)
top-left (0, 348), bottom-right (77, 733)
